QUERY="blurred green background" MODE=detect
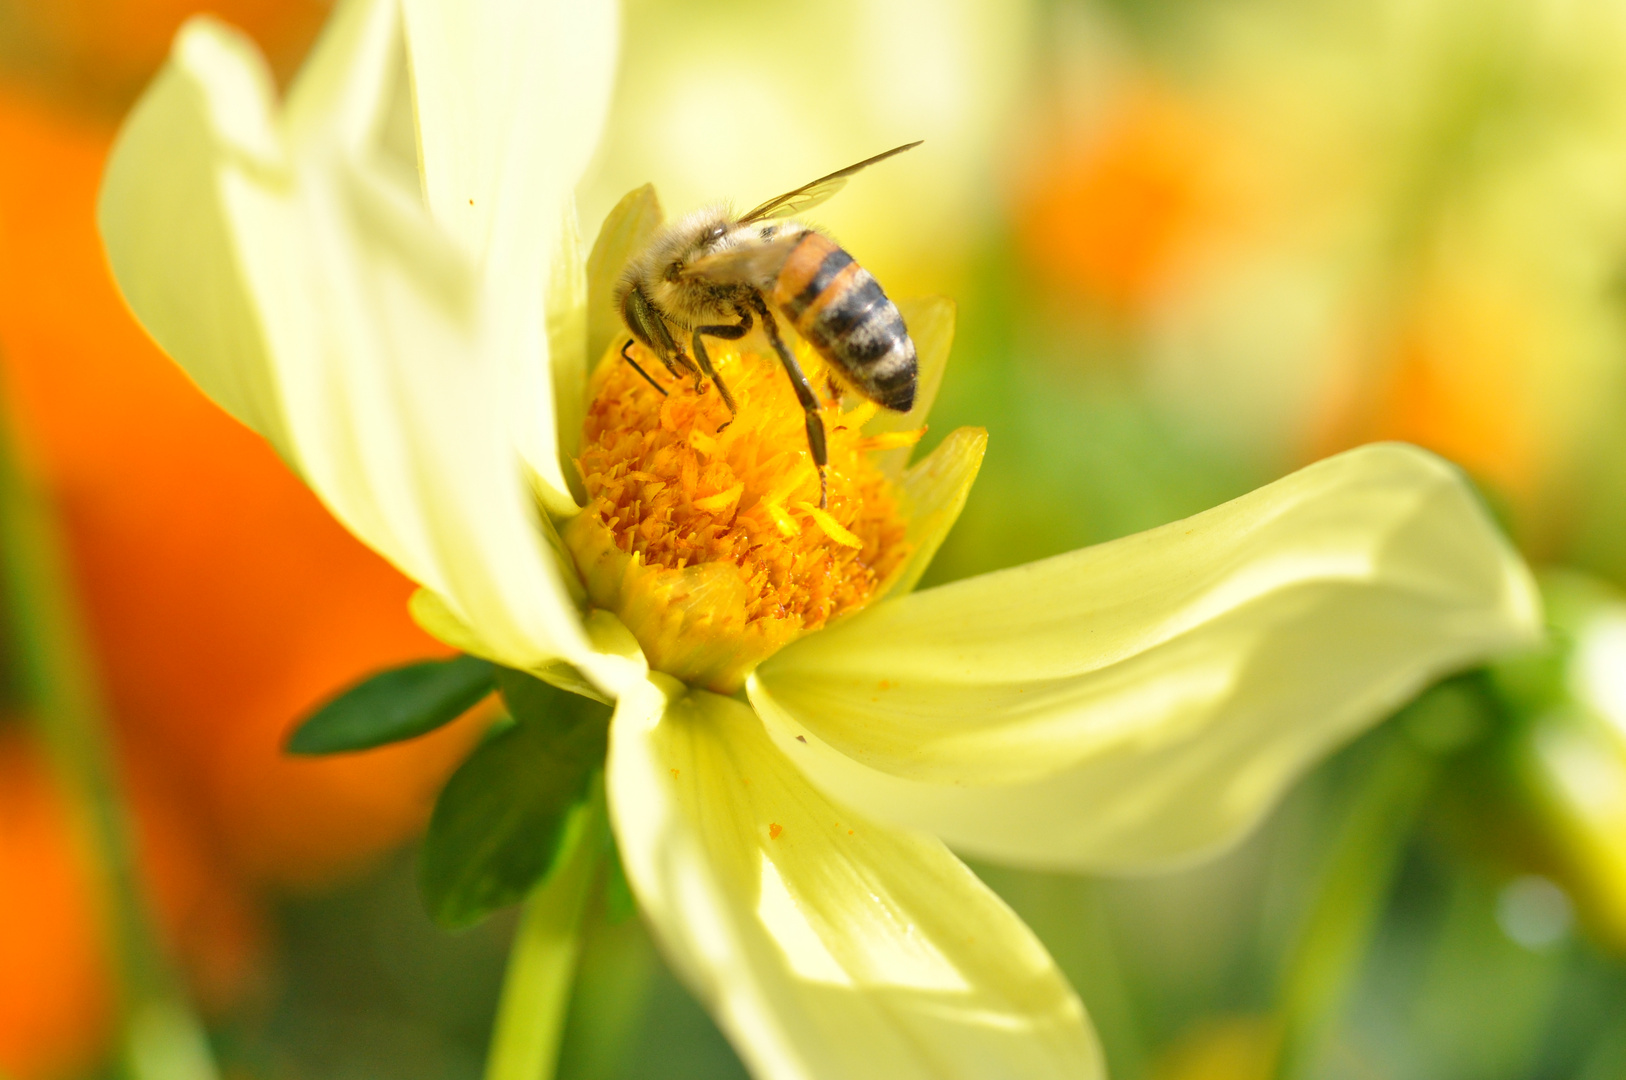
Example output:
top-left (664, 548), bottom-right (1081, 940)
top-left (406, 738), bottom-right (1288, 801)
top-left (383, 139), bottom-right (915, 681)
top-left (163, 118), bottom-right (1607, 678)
top-left (4, 0), bottom-right (1626, 1077)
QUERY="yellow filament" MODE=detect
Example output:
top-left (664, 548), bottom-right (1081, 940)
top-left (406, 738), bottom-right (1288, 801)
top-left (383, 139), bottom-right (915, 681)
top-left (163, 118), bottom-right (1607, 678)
top-left (860, 428), bottom-right (926, 452)
top-left (692, 482), bottom-right (744, 513)
top-left (797, 503), bottom-right (863, 549)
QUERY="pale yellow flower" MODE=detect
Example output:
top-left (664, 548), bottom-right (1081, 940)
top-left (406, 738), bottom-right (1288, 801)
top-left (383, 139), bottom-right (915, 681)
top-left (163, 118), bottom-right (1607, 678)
top-left (98, 1), bottom-right (1541, 1076)
top-left (1506, 572), bottom-right (1626, 949)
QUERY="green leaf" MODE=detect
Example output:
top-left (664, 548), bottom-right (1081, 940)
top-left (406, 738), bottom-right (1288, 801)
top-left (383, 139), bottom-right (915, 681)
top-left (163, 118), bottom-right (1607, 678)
top-left (286, 654), bottom-right (496, 755)
top-left (420, 672), bottom-right (612, 929)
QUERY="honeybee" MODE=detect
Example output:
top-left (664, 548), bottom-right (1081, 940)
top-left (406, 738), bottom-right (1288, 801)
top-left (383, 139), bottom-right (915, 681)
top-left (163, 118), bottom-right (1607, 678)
top-left (614, 141), bottom-right (923, 508)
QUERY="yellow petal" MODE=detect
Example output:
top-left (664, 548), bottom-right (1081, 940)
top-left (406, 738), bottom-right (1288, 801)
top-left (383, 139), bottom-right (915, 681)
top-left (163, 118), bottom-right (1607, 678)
top-left (409, 592), bottom-right (644, 703)
top-left (98, 15), bottom-right (290, 454)
top-left (750, 443), bottom-right (1542, 872)
top-left (410, 588), bottom-right (497, 660)
top-left (400, 0), bottom-right (617, 509)
top-left (548, 205), bottom-right (589, 509)
top-left (98, 3), bottom-right (609, 674)
top-left (868, 296), bottom-right (955, 477)
top-left (882, 426), bottom-right (987, 598)
top-left (607, 677), bottom-right (1102, 1080)
top-left (586, 184), bottom-right (665, 367)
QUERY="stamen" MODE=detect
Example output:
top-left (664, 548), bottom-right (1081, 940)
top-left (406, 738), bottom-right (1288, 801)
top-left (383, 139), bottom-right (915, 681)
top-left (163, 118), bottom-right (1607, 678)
top-left (764, 502), bottom-right (801, 537)
top-left (797, 503), bottom-right (863, 549)
top-left (860, 427), bottom-right (926, 452)
top-left (693, 482), bottom-right (744, 513)
top-left (838, 399), bottom-right (881, 429)
top-left (565, 336), bottom-right (913, 692)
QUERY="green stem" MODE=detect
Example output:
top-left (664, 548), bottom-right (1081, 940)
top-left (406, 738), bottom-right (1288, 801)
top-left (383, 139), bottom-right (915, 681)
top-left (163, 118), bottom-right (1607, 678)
top-left (1271, 731), bottom-right (1439, 1080)
top-left (0, 372), bottom-right (217, 1080)
top-left (1071, 879), bottom-right (1149, 1080)
top-left (556, 907), bottom-right (660, 1080)
top-left (485, 780), bottom-right (606, 1080)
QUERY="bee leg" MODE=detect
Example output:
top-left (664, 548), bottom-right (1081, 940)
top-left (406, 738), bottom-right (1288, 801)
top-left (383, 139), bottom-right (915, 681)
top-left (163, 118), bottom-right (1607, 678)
top-left (691, 314), bottom-right (752, 419)
top-left (620, 339), bottom-right (669, 397)
top-left (751, 293), bottom-right (829, 508)
top-left (669, 349), bottom-right (700, 381)
top-left (660, 347), bottom-right (702, 394)
top-left (689, 332), bottom-right (730, 429)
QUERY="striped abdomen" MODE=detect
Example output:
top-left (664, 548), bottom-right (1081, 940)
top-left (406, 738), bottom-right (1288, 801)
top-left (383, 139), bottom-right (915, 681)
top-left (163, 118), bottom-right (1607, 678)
top-left (770, 232), bottom-right (916, 411)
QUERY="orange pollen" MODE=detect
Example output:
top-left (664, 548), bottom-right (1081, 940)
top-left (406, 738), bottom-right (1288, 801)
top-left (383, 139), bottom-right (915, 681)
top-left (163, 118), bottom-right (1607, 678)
top-left (563, 338), bottom-right (914, 692)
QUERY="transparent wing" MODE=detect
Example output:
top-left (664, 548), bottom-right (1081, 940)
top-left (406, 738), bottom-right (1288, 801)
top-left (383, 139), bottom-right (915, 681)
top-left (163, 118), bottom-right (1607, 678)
top-left (739, 141), bottom-right (922, 224)
top-left (681, 232), bottom-right (805, 286)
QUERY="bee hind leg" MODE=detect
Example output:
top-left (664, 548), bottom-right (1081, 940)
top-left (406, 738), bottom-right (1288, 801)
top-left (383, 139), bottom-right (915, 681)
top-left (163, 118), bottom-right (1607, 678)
top-left (750, 293), bottom-right (828, 508)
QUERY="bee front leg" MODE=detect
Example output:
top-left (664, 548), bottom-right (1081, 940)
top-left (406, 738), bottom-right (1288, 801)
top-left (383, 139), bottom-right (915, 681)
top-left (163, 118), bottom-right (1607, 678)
top-left (660, 340), bottom-right (702, 393)
top-left (750, 292), bottom-right (829, 509)
top-left (667, 346), bottom-right (701, 381)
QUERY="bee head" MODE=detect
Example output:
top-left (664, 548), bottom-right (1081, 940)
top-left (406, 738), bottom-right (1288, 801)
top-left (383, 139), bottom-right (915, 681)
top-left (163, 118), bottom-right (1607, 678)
top-left (661, 219), bottom-right (729, 283)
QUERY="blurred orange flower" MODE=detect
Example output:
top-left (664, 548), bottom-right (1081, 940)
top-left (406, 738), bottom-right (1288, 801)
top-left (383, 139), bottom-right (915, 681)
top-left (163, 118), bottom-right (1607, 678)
top-left (0, 728), bottom-right (110, 1080)
top-left (0, 82), bottom-right (480, 889)
top-left (0, 726), bottom-right (262, 1079)
top-left (0, 11), bottom-right (486, 1070)
top-left (2, 0), bottom-right (326, 111)
top-left (1016, 85), bottom-right (1243, 319)
top-left (1020, 1), bottom-right (1626, 565)
top-left (1314, 276), bottom-right (1543, 513)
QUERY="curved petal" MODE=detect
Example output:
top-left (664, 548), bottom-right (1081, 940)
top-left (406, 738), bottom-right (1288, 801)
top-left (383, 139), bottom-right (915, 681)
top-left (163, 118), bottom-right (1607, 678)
top-left (546, 203), bottom-right (589, 501)
top-left (585, 183), bottom-right (664, 369)
top-left (98, 2), bottom-right (615, 672)
top-left (94, 14), bottom-right (290, 452)
top-left (749, 443), bottom-right (1542, 872)
top-left (607, 677), bottom-right (1101, 1080)
top-left (401, 0), bottom-right (617, 509)
top-left (882, 425), bottom-right (987, 599)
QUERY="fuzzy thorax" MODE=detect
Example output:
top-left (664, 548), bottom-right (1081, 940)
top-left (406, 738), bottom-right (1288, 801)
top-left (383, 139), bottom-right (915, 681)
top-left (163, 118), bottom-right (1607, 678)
top-left (564, 338), bottom-right (916, 693)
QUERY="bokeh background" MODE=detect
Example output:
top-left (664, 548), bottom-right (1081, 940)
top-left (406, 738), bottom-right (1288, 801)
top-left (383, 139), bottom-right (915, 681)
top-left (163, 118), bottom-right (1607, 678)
top-left (4, 0), bottom-right (1626, 1077)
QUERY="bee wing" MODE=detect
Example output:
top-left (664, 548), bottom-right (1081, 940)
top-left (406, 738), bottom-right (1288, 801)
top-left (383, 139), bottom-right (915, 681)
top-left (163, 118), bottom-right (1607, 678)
top-left (680, 232), bottom-right (804, 285)
top-left (739, 140), bottom-right (923, 224)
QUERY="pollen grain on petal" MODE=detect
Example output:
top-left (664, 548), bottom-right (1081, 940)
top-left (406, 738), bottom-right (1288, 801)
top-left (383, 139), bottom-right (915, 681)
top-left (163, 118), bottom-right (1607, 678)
top-left (565, 338), bottom-right (913, 692)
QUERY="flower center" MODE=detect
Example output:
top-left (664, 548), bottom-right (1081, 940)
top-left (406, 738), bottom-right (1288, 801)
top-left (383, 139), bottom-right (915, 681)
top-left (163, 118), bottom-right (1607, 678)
top-left (563, 337), bottom-right (916, 692)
